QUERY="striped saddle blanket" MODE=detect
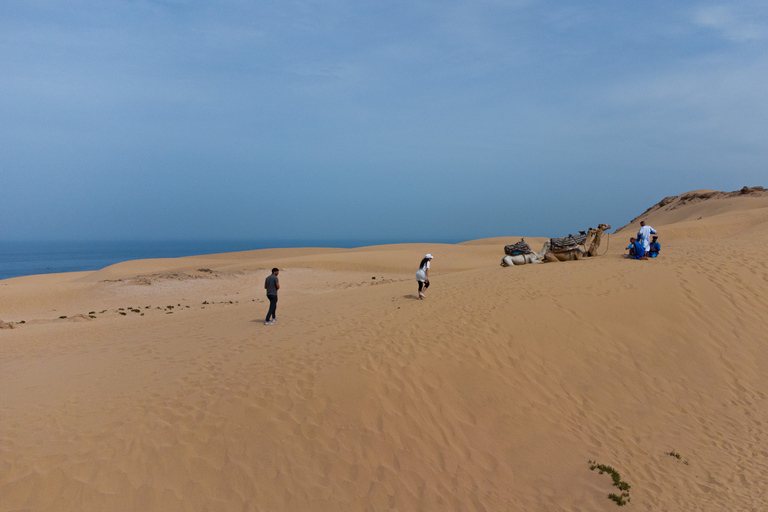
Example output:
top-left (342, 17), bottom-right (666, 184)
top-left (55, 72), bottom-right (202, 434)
top-left (504, 239), bottom-right (532, 256)
top-left (549, 232), bottom-right (587, 252)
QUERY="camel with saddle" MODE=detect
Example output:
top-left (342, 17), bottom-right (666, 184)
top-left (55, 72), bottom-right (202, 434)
top-left (500, 239), bottom-right (550, 266)
top-left (501, 224), bottom-right (611, 266)
top-left (546, 223), bottom-right (611, 261)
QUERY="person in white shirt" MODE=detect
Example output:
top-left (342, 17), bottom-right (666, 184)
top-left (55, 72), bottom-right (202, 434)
top-left (415, 254), bottom-right (433, 299)
top-left (637, 221), bottom-right (658, 254)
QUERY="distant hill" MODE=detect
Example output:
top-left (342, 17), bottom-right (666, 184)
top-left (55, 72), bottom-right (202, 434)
top-left (615, 186), bottom-right (767, 236)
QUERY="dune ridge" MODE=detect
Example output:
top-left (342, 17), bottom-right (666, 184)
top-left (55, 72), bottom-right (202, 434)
top-left (2, 189), bottom-right (768, 511)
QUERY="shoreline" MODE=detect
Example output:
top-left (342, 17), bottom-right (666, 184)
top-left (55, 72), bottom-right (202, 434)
top-left (0, 237), bottom-right (471, 281)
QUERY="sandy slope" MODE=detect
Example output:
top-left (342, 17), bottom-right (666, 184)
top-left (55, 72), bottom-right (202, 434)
top-left (1, 189), bottom-right (767, 511)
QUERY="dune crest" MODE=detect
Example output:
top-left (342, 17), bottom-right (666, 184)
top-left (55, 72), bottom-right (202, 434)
top-left (617, 186), bottom-right (768, 234)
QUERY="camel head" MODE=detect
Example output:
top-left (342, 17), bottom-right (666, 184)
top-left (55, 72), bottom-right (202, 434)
top-left (587, 224), bottom-right (611, 256)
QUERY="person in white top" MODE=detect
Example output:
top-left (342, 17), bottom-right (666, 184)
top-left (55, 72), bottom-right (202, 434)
top-left (637, 221), bottom-right (657, 253)
top-left (416, 254), bottom-right (433, 299)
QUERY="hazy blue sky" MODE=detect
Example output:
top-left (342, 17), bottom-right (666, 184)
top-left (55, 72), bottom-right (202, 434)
top-left (1, 0), bottom-right (766, 242)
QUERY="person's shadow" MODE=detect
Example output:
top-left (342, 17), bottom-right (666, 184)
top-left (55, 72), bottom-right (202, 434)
top-left (403, 294), bottom-right (420, 300)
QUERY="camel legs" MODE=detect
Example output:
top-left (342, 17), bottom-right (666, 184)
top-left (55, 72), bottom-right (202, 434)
top-left (544, 250), bottom-right (583, 262)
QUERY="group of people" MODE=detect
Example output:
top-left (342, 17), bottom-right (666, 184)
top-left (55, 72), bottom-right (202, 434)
top-left (262, 253), bottom-right (435, 324)
top-left (626, 221), bottom-right (660, 260)
top-left (265, 222), bottom-right (666, 321)
top-left (265, 222), bottom-right (662, 323)
top-left (264, 220), bottom-right (666, 322)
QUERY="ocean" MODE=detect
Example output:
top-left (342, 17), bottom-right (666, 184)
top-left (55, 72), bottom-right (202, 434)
top-left (0, 239), bottom-right (454, 280)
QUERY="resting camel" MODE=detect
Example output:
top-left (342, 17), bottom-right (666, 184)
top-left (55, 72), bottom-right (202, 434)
top-left (544, 223), bottom-right (611, 262)
top-left (501, 241), bottom-right (550, 266)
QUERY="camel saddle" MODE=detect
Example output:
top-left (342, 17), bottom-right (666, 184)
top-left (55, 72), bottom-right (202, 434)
top-left (549, 232), bottom-right (587, 252)
top-left (504, 239), bottom-right (532, 256)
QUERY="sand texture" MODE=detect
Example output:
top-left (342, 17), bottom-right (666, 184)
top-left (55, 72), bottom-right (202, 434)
top-left (2, 188), bottom-right (768, 511)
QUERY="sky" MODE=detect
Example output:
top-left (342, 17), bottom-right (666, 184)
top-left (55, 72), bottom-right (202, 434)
top-left (1, 0), bottom-right (767, 243)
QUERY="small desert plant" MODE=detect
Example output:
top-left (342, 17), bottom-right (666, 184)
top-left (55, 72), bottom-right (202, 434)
top-left (589, 460), bottom-right (631, 506)
top-left (89, 311), bottom-right (95, 315)
top-left (668, 450), bottom-right (688, 464)
top-left (608, 493), bottom-right (629, 506)
top-left (59, 316), bottom-right (67, 319)
top-left (89, 315), bottom-right (97, 319)
top-left (119, 312), bottom-right (126, 316)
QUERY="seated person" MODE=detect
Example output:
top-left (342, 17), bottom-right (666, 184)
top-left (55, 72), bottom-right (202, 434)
top-left (626, 237), bottom-right (636, 257)
top-left (648, 236), bottom-right (661, 258)
top-left (625, 237), bottom-right (645, 259)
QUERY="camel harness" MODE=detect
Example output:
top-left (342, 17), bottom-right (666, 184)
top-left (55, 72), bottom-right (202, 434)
top-left (504, 239), bottom-right (533, 256)
top-left (549, 232), bottom-right (587, 253)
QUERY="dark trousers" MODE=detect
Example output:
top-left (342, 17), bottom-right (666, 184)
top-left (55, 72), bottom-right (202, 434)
top-left (266, 294), bottom-right (278, 322)
top-left (418, 280), bottom-right (430, 292)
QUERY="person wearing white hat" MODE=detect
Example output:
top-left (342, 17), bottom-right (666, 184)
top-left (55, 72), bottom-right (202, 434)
top-left (416, 254), bottom-right (433, 299)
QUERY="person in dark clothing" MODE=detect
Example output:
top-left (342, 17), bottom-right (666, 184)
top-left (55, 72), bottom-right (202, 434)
top-left (264, 268), bottom-right (280, 325)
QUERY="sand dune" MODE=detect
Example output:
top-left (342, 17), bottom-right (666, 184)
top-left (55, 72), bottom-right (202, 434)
top-left (1, 188), bottom-right (768, 511)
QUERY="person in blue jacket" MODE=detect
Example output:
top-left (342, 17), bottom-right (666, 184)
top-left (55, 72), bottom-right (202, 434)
top-left (648, 236), bottom-right (661, 258)
top-left (626, 238), bottom-right (636, 258)
top-left (626, 237), bottom-right (646, 259)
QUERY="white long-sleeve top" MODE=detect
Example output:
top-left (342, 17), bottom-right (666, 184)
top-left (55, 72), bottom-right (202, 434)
top-left (637, 225), bottom-right (657, 251)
